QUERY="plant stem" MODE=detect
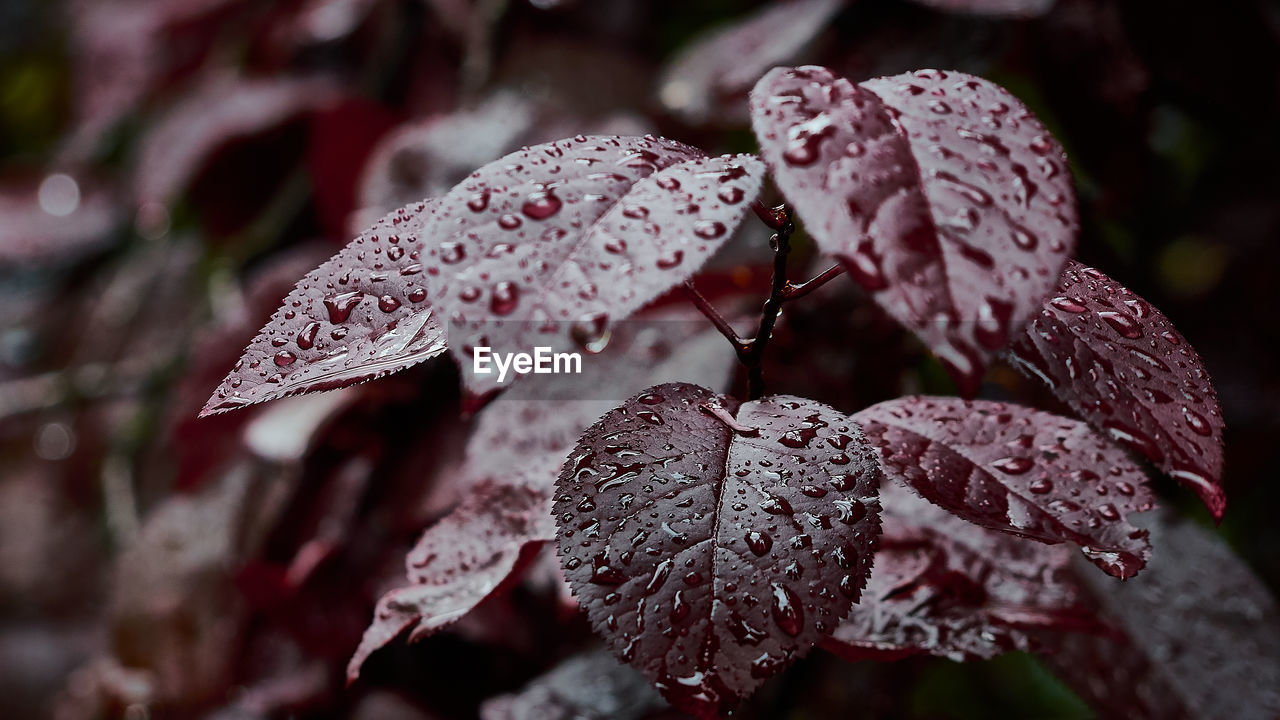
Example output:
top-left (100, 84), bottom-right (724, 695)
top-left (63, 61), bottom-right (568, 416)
top-left (687, 207), bottom-right (845, 399)
top-left (744, 207), bottom-right (795, 399)
top-left (684, 283), bottom-right (751, 355)
top-left (783, 263), bottom-right (846, 301)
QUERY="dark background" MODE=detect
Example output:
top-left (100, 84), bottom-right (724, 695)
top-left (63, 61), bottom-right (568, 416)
top-left (1, 0), bottom-right (1277, 717)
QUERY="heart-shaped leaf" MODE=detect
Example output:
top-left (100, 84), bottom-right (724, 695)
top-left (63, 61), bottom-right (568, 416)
top-left (1007, 261), bottom-right (1226, 519)
top-left (347, 470), bottom-right (555, 683)
top-left (202, 202), bottom-right (446, 416)
top-left (823, 484), bottom-right (1091, 663)
top-left (854, 396), bottom-right (1154, 578)
top-left (554, 382), bottom-right (882, 718)
top-left (750, 66), bottom-right (1077, 395)
top-left (422, 139), bottom-right (763, 393)
top-left (659, 0), bottom-right (844, 124)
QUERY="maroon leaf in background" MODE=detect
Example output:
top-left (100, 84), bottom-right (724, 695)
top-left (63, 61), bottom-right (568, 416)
top-left (0, 176), bottom-right (118, 266)
top-left (1045, 511), bottom-right (1280, 719)
top-left (658, 0), bottom-right (844, 125)
top-left (480, 649), bottom-right (665, 720)
top-left (347, 470), bottom-right (555, 683)
top-left (134, 74), bottom-right (341, 208)
top-left (822, 484), bottom-right (1092, 663)
top-left (854, 396), bottom-right (1154, 578)
top-left (554, 383), bottom-right (882, 718)
top-left (62, 0), bottom-right (248, 161)
top-left (910, 0), bottom-right (1055, 17)
top-left (1008, 261), bottom-right (1226, 519)
top-left (451, 305), bottom-right (742, 500)
top-left (353, 93), bottom-right (540, 231)
top-left (750, 66), bottom-right (1077, 396)
top-left (421, 137), bottom-right (761, 393)
top-left (202, 202), bottom-right (446, 416)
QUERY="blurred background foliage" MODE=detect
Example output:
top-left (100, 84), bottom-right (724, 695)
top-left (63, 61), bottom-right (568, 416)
top-left (0, 0), bottom-right (1278, 718)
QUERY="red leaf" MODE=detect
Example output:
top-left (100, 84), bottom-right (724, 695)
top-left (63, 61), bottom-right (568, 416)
top-left (421, 138), bottom-right (762, 394)
top-left (823, 484), bottom-right (1092, 663)
top-left (554, 383), bottom-right (882, 718)
top-left (480, 649), bottom-right (664, 720)
top-left (346, 472), bottom-right (554, 683)
top-left (1044, 511), bottom-right (1280, 718)
top-left (202, 202), bottom-right (446, 416)
top-left (0, 175), bottom-right (118, 266)
top-left (854, 396), bottom-right (1155, 578)
top-left (750, 66), bottom-right (1077, 395)
top-left (1008, 261), bottom-right (1226, 519)
top-left (659, 0), bottom-right (845, 125)
top-left (910, 0), bottom-right (1055, 17)
top-left (354, 93), bottom-right (542, 230)
top-left (134, 74), bottom-right (341, 208)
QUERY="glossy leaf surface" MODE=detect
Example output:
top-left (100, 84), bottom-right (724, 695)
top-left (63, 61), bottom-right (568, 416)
top-left (751, 66), bottom-right (1076, 395)
top-left (854, 396), bottom-right (1154, 578)
top-left (1008, 261), bottom-right (1226, 519)
top-left (422, 138), bottom-right (761, 393)
top-left (555, 383), bottom-right (882, 717)
top-left (202, 202), bottom-right (446, 415)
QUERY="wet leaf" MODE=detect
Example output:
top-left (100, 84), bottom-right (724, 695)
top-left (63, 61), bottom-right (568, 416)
top-left (1045, 510), bottom-right (1280, 719)
top-left (421, 136), bottom-right (761, 393)
top-left (658, 0), bottom-right (844, 125)
top-left (910, 0), bottom-right (1055, 17)
top-left (347, 472), bottom-right (555, 683)
top-left (1008, 261), bottom-right (1226, 519)
top-left (854, 396), bottom-right (1154, 578)
top-left (135, 74), bottom-right (341, 208)
top-left (823, 484), bottom-right (1092, 662)
top-left (554, 382), bottom-right (882, 718)
top-left (751, 66), bottom-right (1077, 395)
top-left (479, 649), bottom-right (665, 720)
top-left (202, 201), bottom-right (446, 416)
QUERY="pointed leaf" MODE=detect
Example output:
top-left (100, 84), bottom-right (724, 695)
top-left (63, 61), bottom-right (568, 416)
top-left (751, 66), bottom-right (1077, 395)
top-left (202, 202), bottom-right (446, 416)
top-left (347, 471), bottom-right (554, 682)
top-left (823, 484), bottom-right (1090, 662)
top-left (1008, 261), bottom-right (1226, 519)
top-left (1045, 511), bottom-right (1280, 719)
top-left (659, 0), bottom-right (844, 124)
top-left (854, 396), bottom-right (1154, 578)
top-left (554, 383), bottom-right (882, 718)
top-left (421, 139), bottom-right (763, 393)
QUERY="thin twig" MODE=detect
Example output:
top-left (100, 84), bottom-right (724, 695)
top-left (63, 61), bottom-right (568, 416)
top-left (683, 283), bottom-right (751, 354)
top-left (783, 263), bottom-right (846, 301)
top-left (744, 208), bottom-right (795, 399)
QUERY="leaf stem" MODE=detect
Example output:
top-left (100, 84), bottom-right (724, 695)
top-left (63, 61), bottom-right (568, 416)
top-left (744, 207), bottom-right (795, 399)
top-left (783, 263), bottom-right (846, 301)
top-left (683, 282), bottom-right (752, 355)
